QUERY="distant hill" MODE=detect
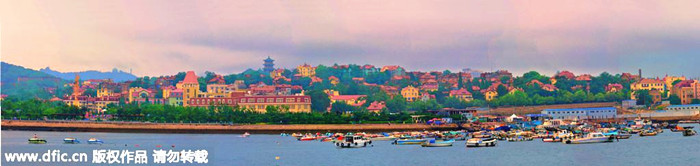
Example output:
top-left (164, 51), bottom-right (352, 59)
top-left (1, 62), bottom-right (66, 99)
top-left (40, 67), bottom-right (137, 82)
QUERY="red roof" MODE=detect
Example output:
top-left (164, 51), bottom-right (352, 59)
top-left (450, 89), bottom-right (472, 96)
top-left (182, 71), bottom-right (198, 84)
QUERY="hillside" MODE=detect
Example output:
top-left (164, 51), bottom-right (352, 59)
top-left (1, 62), bottom-right (67, 99)
top-left (40, 67), bottom-right (137, 82)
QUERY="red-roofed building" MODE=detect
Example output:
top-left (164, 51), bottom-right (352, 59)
top-left (367, 101), bottom-right (386, 113)
top-left (449, 88), bottom-right (473, 102)
top-left (420, 79), bottom-right (439, 92)
top-left (605, 83), bottom-right (623, 93)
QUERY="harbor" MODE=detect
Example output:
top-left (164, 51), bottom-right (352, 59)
top-left (4, 121), bottom-right (700, 166)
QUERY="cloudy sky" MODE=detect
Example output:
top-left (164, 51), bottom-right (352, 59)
top-left (2, 0), bottom-right (699, 78)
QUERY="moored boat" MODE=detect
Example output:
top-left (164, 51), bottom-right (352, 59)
top-left (240, 132), bottom-right (251, 138)
top-left (392, 139), bottom-right (427, 145)
top-left (506, 136), bottom-right (533, 142)
top-left (28, 134), bottom-right (47, 144)
top-left (63, 137), bottom-right (80, 144)
top-left (466, 138), bottom-right (497, 147)
top-left (298, 135), bottom-right (317, 141)
top-left (335, 136), bottom-right (372, 148)
top-left (563, 132), bottom-right (614, 144)
top-left (370, 136), bottom-right (397, 141)
top-left (421, 139), bottom-right (454, 147)
top-left (683, 129), bottom-right (697, 136)
top-left (87, 138), bottom-right (104, 144)
top-left (639, 130), bottom-right (658, 137)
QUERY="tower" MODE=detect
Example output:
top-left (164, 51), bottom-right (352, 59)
top-left (263, 56), bottom-right (275, 73)
top-left (72, 74), bottom-right (81, 96)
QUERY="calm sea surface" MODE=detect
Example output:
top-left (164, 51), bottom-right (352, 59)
top-left (3, 124), bottom-right (700, 166)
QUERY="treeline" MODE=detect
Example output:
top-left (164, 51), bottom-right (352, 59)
top-left (1, 98), bottom-right (456, 124)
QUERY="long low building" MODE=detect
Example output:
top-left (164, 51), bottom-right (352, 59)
top-left (187, 95), bottom-right (312, 113)
top-left (541, 107), bottom-right (617, 120)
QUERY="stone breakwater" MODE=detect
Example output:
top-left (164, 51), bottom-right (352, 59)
top-left (1, 120), bottom-right (463, 134)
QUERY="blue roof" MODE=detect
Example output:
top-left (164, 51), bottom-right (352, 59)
top-left (667, 104), bottom-right (700, 108)
top-left (543, 107), bottom-right (616, 112)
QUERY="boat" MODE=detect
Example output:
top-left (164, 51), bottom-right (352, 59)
top-left (392, 139), bottom-right (427, 145)
top-left (466, 138), bottom-right (497, 147)
top-left (639, 130), bottom-right (658, 137)
top-left (63, 137), bottom-right (80, 144)
top-left (683, 129), bottom-right (697, 136)
top-left (87, 138), bottom-right (104, 144)
top-left (28, 135), bottom-right (47, 144)
top-left (602, 131), bottom-right (631, 139)
top-left (335, 136), bottom-right (372, 148)
top-left (370, 136), bottom-right (397, 141)
top-left (542, 137), bottom-right (563, 142)
top-left (421, 139), bottom-right (454, 147)
top-left (291, 133), bottom-right (303, 138)
top-left (280, 133), bottom-right (289, 136)
top-left (563, 132), bottom-right (614, 144)
top-left (298, 135), bottom-right (317, 141)
top-left (506, 136), bottom-right (533, 142)
top-left (320, 137), bottom-right (335, 142)
top-left (240, 132), bottom-right (251, 138)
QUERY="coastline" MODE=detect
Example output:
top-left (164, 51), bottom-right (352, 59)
top-left (0, 120), bottom-right (465, 134)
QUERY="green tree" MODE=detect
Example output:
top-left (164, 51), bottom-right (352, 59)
top-left (305, 90), bottom-right (330, 112)
top-left (669, 94), bottom-right (682, 105)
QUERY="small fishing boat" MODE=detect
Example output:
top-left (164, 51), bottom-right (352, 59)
top-left (239, 132), bottom-right (251, 138)
top-left (542, 137), bottom-right (563, 142)
top-left (683, 129), bottom-right (697, 136)
top-left (280, 133), bottom-right (289, 136)
top-left (298, 135), bottom-right (317, 141)
top-left (466, 138), bottom-right (497, 147)
top-left (639, 130), bottom-right (658, 137)
top-left (28, 135), bottom-right (47, 144)
top-left (370, 136), bottom-right (398, 141)
top-left (615, 134), bottom-right (632, 139)
top-left (291, 133), bottom-right (303, 138)
top-left (63, 137), bottom-right (80, 144)
top-left (392, 139), bottom-right (427, 145)
top-left (421, 139), bottom-right (454, 147)
top-left (563, 132), bottom-right (614, 144)
top-left (320, 137), bottom-right (335, 142)
top-left (87, 138), bottom-right (104, 144)
top-left (506, 136), bottom-right (533, 142)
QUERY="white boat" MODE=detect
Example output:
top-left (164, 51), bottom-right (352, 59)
top-left (466, 138), bottom-right (497, 147)
top-left (240, 132), bottom-right (251, 138)
top-left (64, 137), bottom-right (80, 144)
top-left (87, 138), bottom-right (104, 144)
top-left (370, 136), bottom-right (397, 141)
top-left (563, 132), bottom-right (614, 144)
top-left (421, 139), bottom-right (454, 147)
top-left (335, 136), bottom-right (372, 148)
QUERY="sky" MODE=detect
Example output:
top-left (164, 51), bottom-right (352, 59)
top-left (1, 0), bottom-right (699, 78)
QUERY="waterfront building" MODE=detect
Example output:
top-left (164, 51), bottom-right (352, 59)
top-left (401, 85), bottom-right (419, 102)
top-left (263, 56), bottom-right (275, 73)
top-left (630, 78), bottom-right (665, 100)
top-left (237, 96), bottom-right (311, 113)
top-left (206, 84), bottom-right (229, 98)
top-left (542, 107), bottom-right (617, 120)
top-left (177, 71), bottom-right (199, 106)
top-left (296, 63), bottom-right (316, 77)
top-left (325, 90), bottom-right (366, 107)
top-left (449, 88), bottom-right (473, 102)
top-left (168, 89), bottom-right (183, 106)
top-left (671, 80), bottom-right (699, 104)
top-left (665, 104), bottom-right (700, 113)
top-left (663, 76), bottom-right (686, 97)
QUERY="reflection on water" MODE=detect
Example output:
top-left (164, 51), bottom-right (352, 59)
top-left (3, 124), bottom-right (700, 166)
